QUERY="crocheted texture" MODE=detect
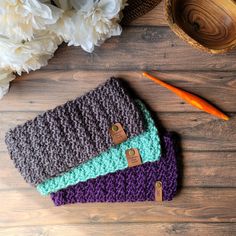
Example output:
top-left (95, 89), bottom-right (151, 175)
top-left (51, 133), bottom-right (177, 205)
top-left (5, 78), bottom-right (145, 186)
top-left (121, 0), bottom-right (162, 25)
top-left (37, 101), bottom-right (161, 195)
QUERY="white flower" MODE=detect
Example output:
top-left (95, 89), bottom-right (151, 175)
top-left (0, 0), bottom-right (129, 99)
top-left (51, 0), bottom-right (127, 52)
top-left (0, 69), bottom-right (15, 99)
top-left (0, 31), bottom-right (62, 74)
top-left (0, 0), bottom-right (62, 41)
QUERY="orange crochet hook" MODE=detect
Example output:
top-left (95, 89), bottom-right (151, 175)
top-left (143, 72), bottom-right (229, 121)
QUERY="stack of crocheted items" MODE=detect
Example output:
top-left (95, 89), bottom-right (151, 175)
top-left (5, 78), bottom-right (178, 206)
top-left (51, 134), bottom-right (177, 205)
top-left (37, 101), bottom-right (161, 195)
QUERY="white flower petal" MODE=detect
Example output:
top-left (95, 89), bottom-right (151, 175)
top-left (0, 69), bottom-right (15, 99)
top-left (0, 0), bottom-right (62, 41)
top-left (52, 0), bottom-right (127, 52)
top-left (0, 31), bottom-right (62, 74)
top-left (70, 0), bottom-right (96, 11)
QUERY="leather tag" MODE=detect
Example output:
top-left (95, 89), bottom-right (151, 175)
top-left (109, 123), bottom-right (127, 145)
top-left (125, 148), bottom-right (142, 167)
top-left (155, 181), bottom-right (163, 202)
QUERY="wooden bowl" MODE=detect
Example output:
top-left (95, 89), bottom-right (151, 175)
top-left (165, 0), bottom-right (236, 54)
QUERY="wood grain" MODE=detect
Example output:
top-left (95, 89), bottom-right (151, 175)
top-left (166, 0), bottom-right (236, 54)
top-left (1, 151), bottom-right (235, 190)
top-left (0, 1), bottom-right (236, 234)
top-left (0, 188), bottom-right (235, 227)
top-left (38, 27), bottom-right (236, 72)
top-left (0, 223), bottom-right (235, 236)
top-left (1, 71), bottom-right (236, 112)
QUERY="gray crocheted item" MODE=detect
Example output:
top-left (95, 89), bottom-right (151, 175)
top-left (5, 78), bottom-right (145, 186)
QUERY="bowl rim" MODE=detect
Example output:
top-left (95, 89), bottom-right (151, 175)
top-left (164, 0), bottom-right (236, 54)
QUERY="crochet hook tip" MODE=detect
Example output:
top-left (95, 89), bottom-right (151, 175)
top-left (222, 114), bottom-right (230, 121)
top-left (142, 72), bottom-right (151, 78)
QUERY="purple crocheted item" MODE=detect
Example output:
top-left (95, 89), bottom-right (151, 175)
top-left (51, 133), bottom-right (178, 205)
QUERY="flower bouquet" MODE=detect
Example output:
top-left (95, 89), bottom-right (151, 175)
top-left (0, 0), bottom-right (161, 99)
top-left (0, 0), bottom-right (127, 98)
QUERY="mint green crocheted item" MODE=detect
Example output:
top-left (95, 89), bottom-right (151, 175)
top-left (37, 100), bottom-right (161, 195)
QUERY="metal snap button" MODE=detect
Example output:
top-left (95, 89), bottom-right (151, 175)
top-left (156, 181), bottom-right (162, 188)
top-left (112, 124), bottom-right (119, 132)
top-left (128, 149), bottom-right (135, 156)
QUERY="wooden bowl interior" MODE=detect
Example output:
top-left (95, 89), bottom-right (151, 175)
top-left (172, 0), bottom-right (236, 50)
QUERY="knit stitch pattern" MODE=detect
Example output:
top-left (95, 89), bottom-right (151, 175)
top-left (5, 78), bottom-right (145, 186)
top-left (37, 101), bottom-right (161, 195)
top-left (51, 133), bottom-right (177, 205)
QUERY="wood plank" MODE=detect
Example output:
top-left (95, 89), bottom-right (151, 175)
top-left (1, 3), bottom-right (235, 232)
top-left (0, 223), bottom-right (235, 236)
top-left (38, 27), bottom-right (236, 71)
top-left (181, 152), bottom-right (236, 187)
top-left (2, 70), bottom-right (236, 112)
top-left (0, 153), bottom-right (29, 190)
top-left (0, 188), bottom-right (235, 226)
top-left (130, 1), bottom-right (168, 26)
top-left (1, 111), bottom-right (236, 151)
top-left (1, 151), bottom-right (236, 190)
top-left (158, 112), bottom-right (236, 151)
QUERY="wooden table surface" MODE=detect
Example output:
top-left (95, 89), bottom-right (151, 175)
top-left (1, 2), bottom-right (236, 235)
